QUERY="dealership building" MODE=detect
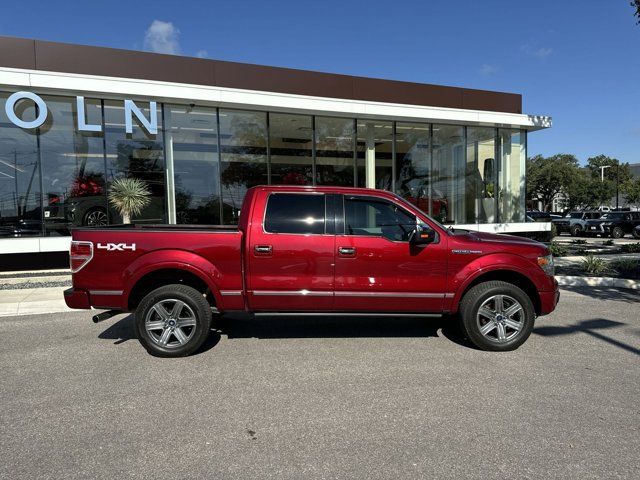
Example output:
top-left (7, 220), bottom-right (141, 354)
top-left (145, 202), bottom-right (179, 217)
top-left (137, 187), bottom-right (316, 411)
top-left (0, 36), bottom-right (551, 261)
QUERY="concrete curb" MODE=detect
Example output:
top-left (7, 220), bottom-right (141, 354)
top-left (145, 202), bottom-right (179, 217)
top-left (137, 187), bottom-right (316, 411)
top-left (555, 275), bottom-right (640, 290)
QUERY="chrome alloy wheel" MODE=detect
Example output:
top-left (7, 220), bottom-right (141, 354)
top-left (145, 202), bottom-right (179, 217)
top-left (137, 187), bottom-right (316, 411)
top-left (85, 209), bottom-right (107, 226)
top-left (476, 294), bottom-right (525, 343)
top-left (145, 299), bottom-right (197, 348)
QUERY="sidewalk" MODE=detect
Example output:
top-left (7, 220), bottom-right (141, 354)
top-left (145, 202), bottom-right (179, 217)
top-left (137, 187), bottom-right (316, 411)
top-left (0, 286), bottom-right (73, 317)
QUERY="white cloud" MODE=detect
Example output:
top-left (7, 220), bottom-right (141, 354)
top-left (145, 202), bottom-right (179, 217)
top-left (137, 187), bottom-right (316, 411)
top-left (479, 63), bottom-right (498, 76)
top-left (144, 20), bottom-right (181, 55)
top-left (195, 50), bottom-right (208, 58)
top-left (521, 41), bottom-right (553, 59)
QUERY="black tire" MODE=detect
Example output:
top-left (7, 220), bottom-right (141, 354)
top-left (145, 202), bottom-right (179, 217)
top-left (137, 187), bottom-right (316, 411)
top-left (459, 281), bottom-right (535, 352)
top-left (633, 228), bottom-right (640, 239)
top-left (135, 284), bottom-right (212, 357)
top-left (570, 224), bottom-right (582, 237)
top-left (611, 227), bottom-right (624, 239)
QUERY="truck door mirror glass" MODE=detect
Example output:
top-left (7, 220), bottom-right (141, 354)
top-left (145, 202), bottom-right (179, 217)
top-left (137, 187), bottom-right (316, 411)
top-left (409, 225), bottom-right (436, 246)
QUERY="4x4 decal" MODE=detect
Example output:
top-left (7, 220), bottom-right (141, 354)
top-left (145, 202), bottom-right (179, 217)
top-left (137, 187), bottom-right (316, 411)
top-left (96, 243), bottom-right (136, 252)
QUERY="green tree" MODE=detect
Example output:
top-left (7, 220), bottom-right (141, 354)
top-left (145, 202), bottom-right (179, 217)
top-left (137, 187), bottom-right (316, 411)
top-left (632, 0), bottom-right (640, 24)
top-left (562, 167), bottom-right (592, 211)
top-left (622, 177), bottom-right (640, 207)
top-left (585, 155), bottom-right (632, 207)
top-left (526, 154), bottom-right (580, 211)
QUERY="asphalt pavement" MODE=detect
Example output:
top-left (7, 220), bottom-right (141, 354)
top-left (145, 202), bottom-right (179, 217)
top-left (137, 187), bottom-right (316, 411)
top-left (1, 286), bottom-right (639, 480)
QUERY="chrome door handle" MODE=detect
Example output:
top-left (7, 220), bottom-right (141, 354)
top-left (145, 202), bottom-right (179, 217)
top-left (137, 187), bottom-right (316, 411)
top-left (254, 245), bottom-right (273, 254)
top-left (338, 246), bottom-right (356, 256)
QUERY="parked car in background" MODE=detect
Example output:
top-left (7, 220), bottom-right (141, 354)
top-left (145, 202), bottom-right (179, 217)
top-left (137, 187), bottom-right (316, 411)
top-left (585, 211), bottom-right (640, 238)
top-left (553, 211), bottom-right (602, 237)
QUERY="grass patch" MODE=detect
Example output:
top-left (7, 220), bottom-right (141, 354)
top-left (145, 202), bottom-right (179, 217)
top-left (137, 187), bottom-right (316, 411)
top-left (571, 239), bottom-right (587, 245)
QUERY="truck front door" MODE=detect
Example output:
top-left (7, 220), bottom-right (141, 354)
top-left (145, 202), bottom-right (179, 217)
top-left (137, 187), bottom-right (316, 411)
top-left (333, 195), bottom-right (448, 312)
top-left (246, 191), bottom-right (335, 311)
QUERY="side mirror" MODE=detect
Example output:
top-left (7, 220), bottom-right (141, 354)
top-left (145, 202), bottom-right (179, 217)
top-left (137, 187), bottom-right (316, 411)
top-left (409, 225), bottom-right (436, 246)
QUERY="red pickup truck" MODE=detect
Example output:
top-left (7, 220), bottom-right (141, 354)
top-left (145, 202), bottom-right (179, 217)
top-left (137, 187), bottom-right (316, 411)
top-left (65, 185), bottom-right (559, 356)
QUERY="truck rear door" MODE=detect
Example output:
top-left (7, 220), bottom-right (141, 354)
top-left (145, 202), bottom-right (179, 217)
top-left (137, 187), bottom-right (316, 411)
top-left (246, 191), bottom-right (335, 311)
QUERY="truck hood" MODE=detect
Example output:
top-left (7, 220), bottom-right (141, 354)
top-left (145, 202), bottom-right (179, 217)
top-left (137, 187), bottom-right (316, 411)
top-left (452, 230), bottom-right (546, 252)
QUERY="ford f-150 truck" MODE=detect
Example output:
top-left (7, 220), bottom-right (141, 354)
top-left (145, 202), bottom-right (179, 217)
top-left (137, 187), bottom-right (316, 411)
top-left (65, 186), bottom-right (559, 356)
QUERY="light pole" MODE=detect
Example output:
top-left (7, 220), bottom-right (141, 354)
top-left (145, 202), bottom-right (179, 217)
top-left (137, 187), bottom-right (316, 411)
top-left (600, 165), bottom-right (611, 182)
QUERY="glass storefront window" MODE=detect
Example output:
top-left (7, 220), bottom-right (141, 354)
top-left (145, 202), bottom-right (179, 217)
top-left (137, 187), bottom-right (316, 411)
top-left (219, 109), bottom-right (268, 224)
top-left (499, 129), bottom-right (526, 222)
top-left (315, 117), bottom-right (355, 187)
top-left (39, 96), bottom-right (107, 235)
top-left (166, 104), bottom-right (220, 225)
top-left (356, 121), bottom-right (393, 189)
top-left (467, 127), bottom-right (497, 224)
top-left (0, 92), bottom-right (41, 237)
top-left (432, 125), bottom-right (465, 224)
top-left (395, 122), bottom-right (431, 214)
top-left (1, 91), bottom-right (531, 235)
top-left (104, 100), bottom-right (166, 224)
top-left (268, 113), bottom-right (313, 185)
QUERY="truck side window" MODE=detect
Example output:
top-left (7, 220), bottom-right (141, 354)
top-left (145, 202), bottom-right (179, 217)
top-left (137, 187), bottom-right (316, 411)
top-left (344, 196), bottom-right (416, 241)
top-left (264, 193), bottom-right (325, 234)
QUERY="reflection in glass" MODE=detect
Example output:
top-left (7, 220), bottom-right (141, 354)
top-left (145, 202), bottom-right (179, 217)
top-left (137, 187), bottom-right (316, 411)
top-left (268, 113), bottom-right (313, 185)
top-left (432, 125), bottom-right (465, 223)
top-left (167, 104), bottom-right (220, 225)
top-left (0, 92), bottom-right (41, 237)
top-left (39, 96), bottom-right (107, 235)
top-left (356, 121), bottom-right (393, 189)
top-left (499, 129), bottom-right (526, 222)
top-left (219, 109), bottom-right (268, 224)
top-left (315, 117), bottom-right (355, 186)
top-left (467, 127), bottom-right (497, 223)
top-left (395, 122), bottom-right (432, 213)
top-left (104, 100), bottom-right (166, 224)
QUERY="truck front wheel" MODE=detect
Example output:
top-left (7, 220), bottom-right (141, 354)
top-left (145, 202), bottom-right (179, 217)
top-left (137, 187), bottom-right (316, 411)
top-left (135, 284), bottom-right (212, 357)
top-left (459, 281), bottom-right (535, 351)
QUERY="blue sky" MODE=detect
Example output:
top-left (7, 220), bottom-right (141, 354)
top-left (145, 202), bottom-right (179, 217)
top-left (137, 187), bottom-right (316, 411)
top-left (1, 0), bottom-right (638, 165)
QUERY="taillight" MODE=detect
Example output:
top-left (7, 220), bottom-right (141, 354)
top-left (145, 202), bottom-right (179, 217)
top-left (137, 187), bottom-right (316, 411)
top-left (70, 241), bottom-right (93, 273)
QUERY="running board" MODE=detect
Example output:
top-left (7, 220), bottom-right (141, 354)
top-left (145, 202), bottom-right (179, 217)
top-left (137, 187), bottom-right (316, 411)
top-left (252, 312), bottom-right (443, 318)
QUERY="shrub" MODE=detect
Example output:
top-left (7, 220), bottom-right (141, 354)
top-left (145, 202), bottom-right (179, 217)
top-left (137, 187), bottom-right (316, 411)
top-left (581, 254), bottom-right (610, 276)
top-left (549, 242), bottom-right (568, 257)
top-left (610, 258), bottom-right (640, 278)
top-left (571, 239), bottom-right (587, 245)
top-left (108, 177), bottom-right (151, 223)
top-left (602, 239), bottom-right (614, 246)
top-left (620, 243), bottom-right (640, 253)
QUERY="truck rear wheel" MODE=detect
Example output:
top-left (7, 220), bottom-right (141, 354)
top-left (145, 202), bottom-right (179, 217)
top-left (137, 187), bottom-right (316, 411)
top-left (135, 284), bottom-right (212, 357)
top-left (459, 281), bottom-right (535, 351)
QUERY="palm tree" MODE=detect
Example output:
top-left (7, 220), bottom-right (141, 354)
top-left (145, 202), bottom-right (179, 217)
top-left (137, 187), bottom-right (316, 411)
top-left (108, 177), bottom-right (151, 224)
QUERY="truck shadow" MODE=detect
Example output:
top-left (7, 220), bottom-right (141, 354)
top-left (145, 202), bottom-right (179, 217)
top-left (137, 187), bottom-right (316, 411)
top-left (98, 313), bottom-right (471, 354)
top-left (534, 318), bottom-right (640, 357)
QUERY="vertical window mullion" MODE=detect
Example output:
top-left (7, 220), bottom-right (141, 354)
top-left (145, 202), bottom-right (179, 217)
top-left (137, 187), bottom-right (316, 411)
top-left (266, 112), bottom-right (271, 184)
top-left (311, 115), bottom-right (317, 186)
top-left (391, 121), bottom-right (396, 192)
top-left (216, 108), bottom-right (223, 225)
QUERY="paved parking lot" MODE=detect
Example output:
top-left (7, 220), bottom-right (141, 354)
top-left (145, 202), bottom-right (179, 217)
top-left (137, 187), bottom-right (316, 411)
top-left (1, 286), bottom-right (638, 479)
